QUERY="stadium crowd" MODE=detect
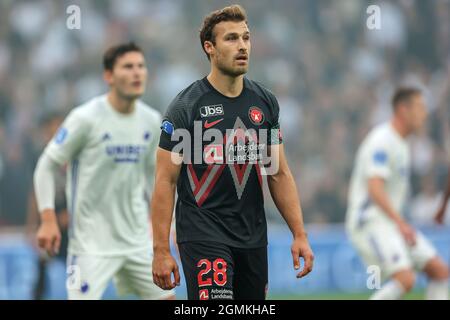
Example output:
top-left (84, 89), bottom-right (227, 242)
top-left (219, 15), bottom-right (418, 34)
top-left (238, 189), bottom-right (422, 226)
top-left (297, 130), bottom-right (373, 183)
top-left (0, 0), bottom-right (449, 229)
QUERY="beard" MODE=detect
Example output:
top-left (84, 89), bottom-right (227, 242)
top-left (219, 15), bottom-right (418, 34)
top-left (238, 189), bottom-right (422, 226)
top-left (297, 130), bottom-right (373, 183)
top-left (216, 57), bottom-right (248, 77)
top-left (116, 87), bottom-right (143, 101)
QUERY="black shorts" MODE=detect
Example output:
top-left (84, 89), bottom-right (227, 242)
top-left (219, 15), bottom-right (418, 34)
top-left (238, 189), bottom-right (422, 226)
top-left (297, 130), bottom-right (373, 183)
top-left (178, 241), bottom-right (268, 300)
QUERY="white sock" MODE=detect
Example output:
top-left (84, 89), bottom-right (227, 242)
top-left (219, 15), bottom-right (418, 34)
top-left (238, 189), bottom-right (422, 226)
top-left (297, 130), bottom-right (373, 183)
top-left (425, 279), bottom-right (448, 300)
top-left (370, 280), bottom-right (406, 300)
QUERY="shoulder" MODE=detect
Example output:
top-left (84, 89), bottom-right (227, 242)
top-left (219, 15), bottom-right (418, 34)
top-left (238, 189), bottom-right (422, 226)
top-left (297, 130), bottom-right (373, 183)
top-left (244, 78), bottom-right (278, 106)
top-left (366, 123), bottom-right (390, 143)
top-left (65, 95), bottom-right (106, 126)
top-left (164, 80), bottom-right (210, 127)
top-left (169, 79), bottom-right (210, 111)
top-left (136, 101), bottom-right (162, 122)
top-left (361, 123), bottom-right (393, 158)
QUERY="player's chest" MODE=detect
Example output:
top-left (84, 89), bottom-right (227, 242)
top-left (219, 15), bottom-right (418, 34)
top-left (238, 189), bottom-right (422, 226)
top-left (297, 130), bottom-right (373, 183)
top-left (390, 149), bottom-right (410, 180)
top-left (194, 98), bottom-right (272, 133)
top-left (188, 99), bottom-right (274, 165)
top-left (86, 121), bottom-right (154, 164)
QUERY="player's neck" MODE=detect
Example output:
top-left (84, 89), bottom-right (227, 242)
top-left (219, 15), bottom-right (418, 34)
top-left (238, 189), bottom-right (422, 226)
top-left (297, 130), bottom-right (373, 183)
top-left (391, 117), bottom-right (409, 138)
top-left (107, 91), bottom-right (136, 114)
top-left (207, 70), bottom-right (244, 98)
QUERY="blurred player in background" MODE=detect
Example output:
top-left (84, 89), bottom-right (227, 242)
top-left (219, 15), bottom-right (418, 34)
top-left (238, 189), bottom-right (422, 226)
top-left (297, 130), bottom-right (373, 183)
top-left (346, 88), bottom-right (449, 300)
top-left (27, 112), bottom-right (68, 300)
top-left (151, 4), bottom-right (313, 300)
top-left (434, 166), bottom-right (450, 224)
top-left (33, 43), bottom-right (174, 300)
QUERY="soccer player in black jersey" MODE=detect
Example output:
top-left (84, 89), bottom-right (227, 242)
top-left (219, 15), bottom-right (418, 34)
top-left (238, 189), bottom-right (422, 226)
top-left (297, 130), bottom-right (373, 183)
top-left (151, 4), bottom-right (314, 300)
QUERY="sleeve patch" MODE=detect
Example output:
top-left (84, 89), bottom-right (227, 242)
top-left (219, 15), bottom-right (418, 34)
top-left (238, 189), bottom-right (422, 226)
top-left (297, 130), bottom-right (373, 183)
top-left (161, 120), bottom-right (174, 135)
top-left (373, 150), bottom-right (388, 165)
top-left (54, 127), bottom-right (68, 145)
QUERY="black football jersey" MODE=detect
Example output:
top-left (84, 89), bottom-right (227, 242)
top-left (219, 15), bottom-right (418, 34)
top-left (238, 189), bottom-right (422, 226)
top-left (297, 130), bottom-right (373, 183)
top-left (159, 77), bottom-right (282, 248)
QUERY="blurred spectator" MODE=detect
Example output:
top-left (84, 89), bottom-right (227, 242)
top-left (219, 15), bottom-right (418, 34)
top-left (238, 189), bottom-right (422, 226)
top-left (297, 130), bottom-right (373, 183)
top-left (411, 174), bottom-right (450, 226)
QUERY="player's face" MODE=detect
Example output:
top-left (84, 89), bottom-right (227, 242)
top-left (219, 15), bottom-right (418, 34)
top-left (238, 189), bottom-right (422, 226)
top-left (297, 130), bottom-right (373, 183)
top-left (105, 51), bottom-right (147, 100)
top-left (406, 94), bottom-right (427, 132)
top-left (209, 21), bottom-right (251, 77)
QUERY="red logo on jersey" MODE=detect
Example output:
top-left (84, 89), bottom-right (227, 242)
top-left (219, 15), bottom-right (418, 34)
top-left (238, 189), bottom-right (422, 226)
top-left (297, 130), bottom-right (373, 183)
top-left (199, 289), bottom-right (209, 300)
top-left (204, 118), bottom-right (224, 129)
top-left (248, 107), bottom-right (264, 125)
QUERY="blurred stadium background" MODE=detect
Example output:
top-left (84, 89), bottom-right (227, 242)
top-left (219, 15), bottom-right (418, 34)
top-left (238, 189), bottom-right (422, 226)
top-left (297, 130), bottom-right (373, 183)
top-left (0, 0), bottom-right (449, 299)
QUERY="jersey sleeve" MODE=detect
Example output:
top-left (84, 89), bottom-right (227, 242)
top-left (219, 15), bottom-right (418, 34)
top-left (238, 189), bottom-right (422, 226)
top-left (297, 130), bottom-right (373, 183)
top-left (267, 92), bottom-right (283, 145)
top-left (44, 109), bottom-right (90, 165)
top-left (364, 141), bottom-right (391, 180)
top-left (33, 153), bottom-right (58, 212)
top-left (158, 96), bottom-right (190, 153)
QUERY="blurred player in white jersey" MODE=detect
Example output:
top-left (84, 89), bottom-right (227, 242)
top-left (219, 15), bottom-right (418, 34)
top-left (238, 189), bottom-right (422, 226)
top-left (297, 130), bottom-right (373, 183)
top-left (434, 166), bottom-right (450, 224)
top-left (33, 43), bottom-right (175, 300)
top-left (346, 88), bottom-right (449, 300)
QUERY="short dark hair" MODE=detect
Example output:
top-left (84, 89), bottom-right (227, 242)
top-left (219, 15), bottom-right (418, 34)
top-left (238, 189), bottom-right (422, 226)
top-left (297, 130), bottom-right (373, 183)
top-left (199, 4), bottom-right (248, 60)
top-left (103, 42), bottom-right (143, 71)
top-left (392, 87), bottom-right (422, 110)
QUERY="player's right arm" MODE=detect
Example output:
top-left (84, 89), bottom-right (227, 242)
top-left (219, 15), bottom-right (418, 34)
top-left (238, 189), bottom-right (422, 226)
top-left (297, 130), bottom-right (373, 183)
top-left (34, 154), bottom-right (61, 256)
top-left (151, 147), bottom-right (182, 290)
top-left (365, 147), bottom-right (416, 245)
top-left (152, 93), bottom-right (190, 290)
top-left (368, 177), bottom-right (416, 245)
top-left (34, 109), bottom-right (89, 256)
top-left (435, 165), bottom-right (450, 224)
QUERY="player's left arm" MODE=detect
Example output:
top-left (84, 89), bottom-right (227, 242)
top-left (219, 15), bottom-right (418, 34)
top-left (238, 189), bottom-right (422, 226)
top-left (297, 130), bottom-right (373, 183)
top-left (267, 143), bottom-right (314, 278)
top-left (435, 165), bottom-right (450, 224)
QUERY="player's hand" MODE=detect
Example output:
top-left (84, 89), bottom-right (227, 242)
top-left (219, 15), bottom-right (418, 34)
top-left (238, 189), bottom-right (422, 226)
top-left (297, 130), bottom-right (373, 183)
top-left (152, 252), bottom-right (180, 290)
top-left (434, 205), bottom-right (446, 225)
top-left (291, 233), bottom-right (314, 279)
top-left (396, 220), bottom-right (416, 246)
top-left (36, 210), bottom-right (61, 256)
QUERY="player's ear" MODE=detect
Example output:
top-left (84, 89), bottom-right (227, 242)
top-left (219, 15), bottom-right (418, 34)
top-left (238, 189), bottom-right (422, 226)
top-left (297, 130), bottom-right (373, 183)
top-left (103, 70), bottom-right (113, 86)
top-left (204, 41), bottom-right (214, 57)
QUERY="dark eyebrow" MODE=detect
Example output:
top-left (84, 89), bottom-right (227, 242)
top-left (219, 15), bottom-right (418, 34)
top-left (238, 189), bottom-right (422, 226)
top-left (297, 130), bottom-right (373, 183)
top-left (122, 61), bottom-right (145, 67)
top-left (224, 31), bottom-right (250, 38)
top-left (224, 32), bottom-right (239, 37)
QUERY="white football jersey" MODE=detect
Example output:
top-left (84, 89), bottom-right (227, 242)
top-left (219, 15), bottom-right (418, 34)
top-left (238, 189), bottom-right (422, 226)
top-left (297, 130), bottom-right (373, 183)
top-left (44, 94), bottom-right (161, 255)
top-left (346, 122), bottom-right (411, 231)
